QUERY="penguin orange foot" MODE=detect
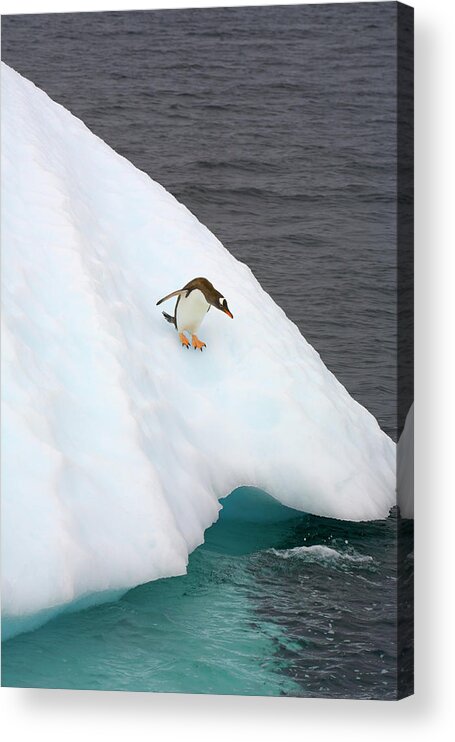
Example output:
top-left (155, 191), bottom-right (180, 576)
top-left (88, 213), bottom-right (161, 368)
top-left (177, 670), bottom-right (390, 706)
top-left (179, 332), bottom-right (190, 348)
top-left (192, 335), bottom-right (206, 351)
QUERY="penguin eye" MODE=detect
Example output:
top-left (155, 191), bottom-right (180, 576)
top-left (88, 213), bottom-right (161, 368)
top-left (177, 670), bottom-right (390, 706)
top-left (219, 297), bottom-right (225, 306)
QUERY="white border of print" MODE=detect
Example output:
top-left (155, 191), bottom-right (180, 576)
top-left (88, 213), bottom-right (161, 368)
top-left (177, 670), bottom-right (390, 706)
top-left (1, 2), bottom-right (454, 742)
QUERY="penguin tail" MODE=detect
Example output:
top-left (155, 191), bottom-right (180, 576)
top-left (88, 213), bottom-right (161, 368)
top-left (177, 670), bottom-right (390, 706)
top-left (162, 311), bottom-right (176, 327)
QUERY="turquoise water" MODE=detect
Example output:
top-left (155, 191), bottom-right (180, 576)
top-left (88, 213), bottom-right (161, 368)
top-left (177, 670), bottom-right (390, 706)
top-left (1, 489), bottom-right (411, 698)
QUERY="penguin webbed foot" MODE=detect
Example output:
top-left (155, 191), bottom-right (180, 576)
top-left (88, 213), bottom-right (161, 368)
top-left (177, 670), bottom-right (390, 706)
top-left (179, 332), bottom-right (190, 349)
top-left (191, 335), bottom-right (206, 352)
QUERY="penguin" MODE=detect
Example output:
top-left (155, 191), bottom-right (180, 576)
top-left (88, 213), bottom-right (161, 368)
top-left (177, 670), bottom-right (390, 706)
top-left (156, 277), bottom-right (233, 350)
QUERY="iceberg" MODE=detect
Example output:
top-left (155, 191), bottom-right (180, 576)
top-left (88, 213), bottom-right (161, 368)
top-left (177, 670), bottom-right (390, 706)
top-left (1, 64), bottom-right (396, 639)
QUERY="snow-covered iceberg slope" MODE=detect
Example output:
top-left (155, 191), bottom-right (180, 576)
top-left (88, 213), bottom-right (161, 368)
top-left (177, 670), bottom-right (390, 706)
top-left (1, 64), bottom-right (395, 636)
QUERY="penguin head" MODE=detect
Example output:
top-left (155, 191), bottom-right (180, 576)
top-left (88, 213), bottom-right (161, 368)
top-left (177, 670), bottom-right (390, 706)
top-left (214, 294), bottom-right (234, 319)
top-left (184, 278), bottom-right (234, 319)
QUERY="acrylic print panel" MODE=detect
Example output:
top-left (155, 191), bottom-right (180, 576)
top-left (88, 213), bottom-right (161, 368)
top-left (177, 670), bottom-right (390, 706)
top-left (1, 2), bottom-right (414, 698)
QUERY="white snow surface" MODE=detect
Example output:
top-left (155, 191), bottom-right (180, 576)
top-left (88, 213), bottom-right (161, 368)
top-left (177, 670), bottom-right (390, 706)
top-left (1, 64), bottom-right (396, 628)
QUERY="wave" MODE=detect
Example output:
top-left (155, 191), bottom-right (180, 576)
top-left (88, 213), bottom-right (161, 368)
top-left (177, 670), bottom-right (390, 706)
top-left (269, 544), bottom-right (375, 566)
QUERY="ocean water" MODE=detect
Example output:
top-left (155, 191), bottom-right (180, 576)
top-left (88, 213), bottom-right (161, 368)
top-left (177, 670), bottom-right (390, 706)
top-left (1, 4), bottom-right (412, 698)
top-left (2, 489), bottom-right (412, 699)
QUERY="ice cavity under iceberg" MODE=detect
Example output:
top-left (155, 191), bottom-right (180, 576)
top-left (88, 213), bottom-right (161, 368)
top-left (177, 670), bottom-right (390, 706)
top-left (1, 64), bottom-right (396, 637)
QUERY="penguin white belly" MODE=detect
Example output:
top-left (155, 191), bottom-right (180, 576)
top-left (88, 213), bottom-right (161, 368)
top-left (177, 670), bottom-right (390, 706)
top-left (176, 289), bottom-right (209, 334)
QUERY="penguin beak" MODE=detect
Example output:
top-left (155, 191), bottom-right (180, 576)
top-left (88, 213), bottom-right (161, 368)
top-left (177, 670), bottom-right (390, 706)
top-left (223, 308), bottom-right (234, 319)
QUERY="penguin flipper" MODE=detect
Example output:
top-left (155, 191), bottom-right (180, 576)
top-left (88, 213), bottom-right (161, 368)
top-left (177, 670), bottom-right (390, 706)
top-left (162, 311), bottom-right (176, 327)
top-left (156, 289), bottom-right (187, 306)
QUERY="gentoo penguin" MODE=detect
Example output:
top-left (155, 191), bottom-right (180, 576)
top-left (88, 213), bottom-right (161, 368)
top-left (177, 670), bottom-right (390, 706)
top-left (156, 277), bottom-right (233, 350)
